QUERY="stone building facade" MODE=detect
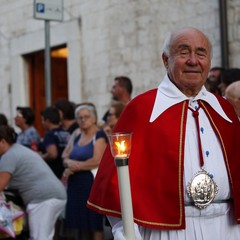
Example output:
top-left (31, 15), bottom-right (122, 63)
top-left (0, 0), bottom-right (239, 128)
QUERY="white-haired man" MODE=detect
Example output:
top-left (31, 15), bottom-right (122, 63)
top-left (88, 27), bottom-right (240, 240)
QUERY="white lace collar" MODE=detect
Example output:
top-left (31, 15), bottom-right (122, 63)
top-left (150, 74), bottom-right (232, 123)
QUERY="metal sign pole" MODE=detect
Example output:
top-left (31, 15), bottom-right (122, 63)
top-left (34, 0), bottom-right (63, 107)
top-left (45, 20), bottom-right (51, 107)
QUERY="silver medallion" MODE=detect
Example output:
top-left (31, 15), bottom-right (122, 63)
top-left (187, 169), bottom-right (218, 209)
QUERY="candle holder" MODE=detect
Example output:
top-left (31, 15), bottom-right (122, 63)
top-left (108, 132), bottom-right (135, 240)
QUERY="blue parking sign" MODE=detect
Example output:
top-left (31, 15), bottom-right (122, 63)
top-left (34, 0), bottom-right (63, 21)
top-left (36, 3), bottom-right (45, 13)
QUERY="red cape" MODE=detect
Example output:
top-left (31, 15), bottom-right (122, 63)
top-left (87, 89), bottom-right (240, 229)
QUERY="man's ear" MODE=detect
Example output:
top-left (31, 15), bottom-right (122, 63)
top-left (162, 53), bottom-right (168, 69)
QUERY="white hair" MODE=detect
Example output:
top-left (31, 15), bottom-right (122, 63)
top-left (162, 31), bottom-right (172, 57)
top-left (75, 104), bottom-right (98, 122)
top-left (225, 81), bottom-right (240, 99)
top-left (162, 28), bottom-right (213, 58)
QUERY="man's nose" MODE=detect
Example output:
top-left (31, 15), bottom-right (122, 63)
top-left (187, 53), bottom-right (198, 65)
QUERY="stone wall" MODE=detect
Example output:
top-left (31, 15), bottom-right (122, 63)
top-left (228, 0), bottom-right (240, 67)
top-left (0, 0), bottom-right (239, 124)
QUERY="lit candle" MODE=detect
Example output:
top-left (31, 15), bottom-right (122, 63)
top-left (108, 132), bottom-right (135, 240)
top-left (115, 140), bottom-right (128, 158)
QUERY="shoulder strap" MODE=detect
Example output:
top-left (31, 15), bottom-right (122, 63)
top-left (93, 134), bottom-right (96, 145)
top-left (74, 133), bottom-right (81, 144)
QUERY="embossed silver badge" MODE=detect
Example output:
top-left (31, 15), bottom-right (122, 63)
top-left (187, 169), bottom-right (218, 209)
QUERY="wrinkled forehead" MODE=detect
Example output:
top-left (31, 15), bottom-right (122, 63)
top-left (209, 69), bottom-right (220, 77)
top-left (170, 28), bottom-right (211, 54)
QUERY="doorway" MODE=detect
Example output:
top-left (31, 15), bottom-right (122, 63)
top-left (25, 45), bottom-right (68, 137)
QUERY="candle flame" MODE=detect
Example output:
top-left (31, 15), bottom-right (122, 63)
top-left (115, 140), bottom-right (126, 154)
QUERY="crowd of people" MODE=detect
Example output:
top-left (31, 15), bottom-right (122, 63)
top-left (0, 76), bottom-right (131, 240)
top-left (204, 67), bottom-right (240, 119)
top-left (0, 27), bottom-right (240, 240)
top-left (205, 67), bottom-right (240, 97)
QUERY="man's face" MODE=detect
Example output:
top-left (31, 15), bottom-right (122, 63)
top-left (162, 28), bottom-right (211, 97)
top-left (111, 80), bottom-right (122, 101)
top-left (14, 111), bottom-right (25, 128)
top-left (208, 69), bottom-right (221, 82)
top-left (41, 117), bottom-right (49, 130)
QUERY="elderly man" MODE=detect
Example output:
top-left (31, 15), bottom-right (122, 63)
top-left (225, 80), bottom-right (240, 118)
top-left (87, 27), bottom-right (240, 240)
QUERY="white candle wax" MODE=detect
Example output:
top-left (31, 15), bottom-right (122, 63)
top-left (117, 165), bottom-right (136, 240)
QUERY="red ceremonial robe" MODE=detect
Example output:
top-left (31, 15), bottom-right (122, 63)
top-left (87, 88), bottom-right (240, 230)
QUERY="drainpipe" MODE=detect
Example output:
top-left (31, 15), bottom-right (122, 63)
top-left (219, 0), bottom-right (229, 68)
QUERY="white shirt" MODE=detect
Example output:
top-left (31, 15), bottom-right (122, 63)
top-left (153, 75), bottom-right (232, 203)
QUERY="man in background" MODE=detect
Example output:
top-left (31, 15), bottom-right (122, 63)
top-left (225, 80), bottom-right (240, 119)
top-left (205, 66), bottom-right (225, 95)
top-left (102, 76), bottom-right (133, 122)
top-left (40, 106), bottom-right (70, 179)
top-left (54, 99), bottom-right (78, 134)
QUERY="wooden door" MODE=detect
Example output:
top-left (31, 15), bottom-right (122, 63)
top-left (26, 46), bottom-right (68, 137)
